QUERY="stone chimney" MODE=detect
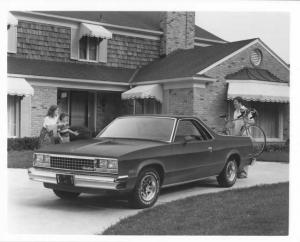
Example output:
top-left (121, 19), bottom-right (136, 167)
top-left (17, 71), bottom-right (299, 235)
top-left (160, 11), bottom-right (195, 56)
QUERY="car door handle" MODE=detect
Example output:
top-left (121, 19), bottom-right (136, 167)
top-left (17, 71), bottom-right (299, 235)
top-left (208, 146), bottom-right (213, 152)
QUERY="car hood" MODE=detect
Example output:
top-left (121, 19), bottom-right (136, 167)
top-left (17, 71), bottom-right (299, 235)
top-left (37, 138), bottom-right (165, 158)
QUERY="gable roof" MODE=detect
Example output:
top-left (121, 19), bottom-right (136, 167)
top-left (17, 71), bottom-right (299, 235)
top-left (36, 11), bottom-right (225, 42)
top-left (7, 57), bottom-right (134, 83)
top-left (226, 68), bottom-right (286, 83)
top-left (132, 39), bottom-right (256, 83)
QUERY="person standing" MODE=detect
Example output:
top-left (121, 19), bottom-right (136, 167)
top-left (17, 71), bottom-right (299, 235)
top-left (232, 97), bottom-right (254, 178)
top-left (39, 105), bottom-right (59, 148)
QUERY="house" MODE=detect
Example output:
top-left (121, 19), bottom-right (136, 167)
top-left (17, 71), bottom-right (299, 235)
top-left (7, 11), bottom-right (289, 143)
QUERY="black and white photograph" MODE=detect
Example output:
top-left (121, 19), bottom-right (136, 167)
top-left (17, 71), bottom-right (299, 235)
top-left (1, 0), bottom-right (300, 240)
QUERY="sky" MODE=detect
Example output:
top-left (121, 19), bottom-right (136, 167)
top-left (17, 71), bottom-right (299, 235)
top-left (196, 12), bottom-right (290, 63)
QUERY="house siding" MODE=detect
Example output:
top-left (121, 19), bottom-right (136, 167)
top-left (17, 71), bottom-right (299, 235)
top-left (11, 20), bottom-right (160, 69)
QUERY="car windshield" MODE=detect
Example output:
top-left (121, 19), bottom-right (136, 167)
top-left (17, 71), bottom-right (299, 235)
top-left (97, 117), bottom-right (176, 142)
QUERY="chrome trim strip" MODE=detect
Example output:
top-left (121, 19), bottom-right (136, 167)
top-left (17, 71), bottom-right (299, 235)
top-left (34, 153), bottom-right (118, 161)
top-left (162, 175), bottom-right (214, 188)
top-left (28, 168), bottom-right (119, 190)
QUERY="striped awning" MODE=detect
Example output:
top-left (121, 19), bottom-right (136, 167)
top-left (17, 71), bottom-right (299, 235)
top-left (79, 23), bottom-right (112, 39)
top-left (122, 84), bottom-right (163, 102)
top-left (7, 77), bottom-right (34, 96)
top-left (227, 80), bottom-right (289, 103)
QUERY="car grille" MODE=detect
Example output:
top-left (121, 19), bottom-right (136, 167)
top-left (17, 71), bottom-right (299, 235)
top-left (50, 156), bottom-right (95, 171)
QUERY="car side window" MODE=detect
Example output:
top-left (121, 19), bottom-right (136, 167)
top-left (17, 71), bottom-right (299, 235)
top-left (174, 120), bottom-right (204, 142)
top-left (192, 120), bottom-right (213, 140)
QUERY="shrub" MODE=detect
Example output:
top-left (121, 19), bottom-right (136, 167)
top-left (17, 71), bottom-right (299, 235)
top-left (264, 142), bottom-right (289, 152)
top-left (7, 137), bottom-right (40, 151)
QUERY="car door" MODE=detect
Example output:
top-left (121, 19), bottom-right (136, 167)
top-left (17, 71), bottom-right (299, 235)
top-left (164, 119), bottom-right (214, 185)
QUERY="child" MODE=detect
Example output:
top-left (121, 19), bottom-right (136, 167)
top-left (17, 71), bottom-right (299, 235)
top-left (57, 113), bottom-right (79, 143)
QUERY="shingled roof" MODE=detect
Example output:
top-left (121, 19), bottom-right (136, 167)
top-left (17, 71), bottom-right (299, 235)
top-left (7, 57), bottom-right (134, 83)
top-left (36, 11), bottom-right (225, 42)
top-left (131, 39), bottom-right (257, 83)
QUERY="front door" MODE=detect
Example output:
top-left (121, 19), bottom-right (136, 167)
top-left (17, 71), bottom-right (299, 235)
top-left (70, 91), bottom-right (88, 127)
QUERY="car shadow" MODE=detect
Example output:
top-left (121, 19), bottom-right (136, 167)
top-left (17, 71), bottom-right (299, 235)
top-left (27, 177), bottom-right (220, 210)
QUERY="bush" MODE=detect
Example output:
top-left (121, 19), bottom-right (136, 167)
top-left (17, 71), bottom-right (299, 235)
top-left (264, 142), bottom-right (289, 152)
top-left (7, 137), bottom-right (40, 151)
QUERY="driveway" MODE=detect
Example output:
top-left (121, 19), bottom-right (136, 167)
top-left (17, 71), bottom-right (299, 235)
top-left (7, 161), bottom-right (288, 235)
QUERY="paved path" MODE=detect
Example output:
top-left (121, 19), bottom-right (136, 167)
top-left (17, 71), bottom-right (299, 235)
top-left (7, 162), bottom-right (288, 235)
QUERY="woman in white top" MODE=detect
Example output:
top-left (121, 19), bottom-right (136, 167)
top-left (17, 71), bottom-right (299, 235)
top-left (39, 105), bottom-right (59, 147)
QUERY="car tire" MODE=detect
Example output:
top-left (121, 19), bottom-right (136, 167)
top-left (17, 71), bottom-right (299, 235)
top-left (129, 168), bottom-right (160, 209)
top-left (53, 189), bottom-right (81, 200)
top-left (217, 158), bottom-right (238, 187)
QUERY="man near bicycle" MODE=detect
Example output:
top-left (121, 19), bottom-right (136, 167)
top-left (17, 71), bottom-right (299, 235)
top-left (232, 97), bottom-right (256, 178)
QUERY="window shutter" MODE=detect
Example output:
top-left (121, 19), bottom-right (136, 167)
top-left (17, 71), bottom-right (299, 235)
top-left (70, 28), bottom-right (79, 60)
top-left (98, 39), bottom-right (108, 63)
top-left (7, 25), bottom-right (17, 53)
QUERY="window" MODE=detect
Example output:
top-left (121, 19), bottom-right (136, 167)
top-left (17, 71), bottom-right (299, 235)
top-left (79, 36), bottom-right (99, 61)
top-left (135, 99), bottom-right (162, 114)
top-left (7, 95), bottom-right (21, 137)
top-left (7, 24), bottom-right (17, 53)
top-left (174, 119), bottom-right (213, 142)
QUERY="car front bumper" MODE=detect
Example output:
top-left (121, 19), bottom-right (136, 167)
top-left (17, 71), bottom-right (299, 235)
top-left (28, 167), bottom-right (128, 191)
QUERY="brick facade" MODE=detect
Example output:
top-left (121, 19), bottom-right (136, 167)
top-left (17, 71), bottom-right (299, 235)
top-left (160, 12), bottom-right (195, 55)
top-left (30, 85), bottom-right (57, 136)
top-left (193, 42), bottom-right (289, 135)
top-left (11, 20), bottom-right (160, 69)
top-left (162, 88), bottom-right (194, 115)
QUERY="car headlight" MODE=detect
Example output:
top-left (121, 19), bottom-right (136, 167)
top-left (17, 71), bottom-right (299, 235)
top-left (95, 158), bottom-right (118, 173)
top-left (33, 153), bottom-right (50, 167)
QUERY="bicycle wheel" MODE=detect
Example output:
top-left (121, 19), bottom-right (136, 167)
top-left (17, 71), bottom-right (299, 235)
top-left (241, 125), bottom-right (266, 158)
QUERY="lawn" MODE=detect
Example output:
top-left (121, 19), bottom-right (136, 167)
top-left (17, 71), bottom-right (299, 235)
top-left (7, 150), bottom-right (34, 168)
top-left (103, 183), bottom-right (289, 235)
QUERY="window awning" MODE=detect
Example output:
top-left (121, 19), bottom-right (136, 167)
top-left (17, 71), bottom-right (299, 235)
top-left (79, 23), bottom-right (112, 39)
top-left (8, 12), bottom-right (18, 27)
top-left (227, 80), bottom-right (289, 103)
top-left (122, 84), bottom-right (163, 102)
top-left (7, 77), bottom-right (34, 97)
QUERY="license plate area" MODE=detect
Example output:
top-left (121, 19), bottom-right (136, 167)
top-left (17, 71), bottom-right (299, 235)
top-left (56, 174), bottom-right (74, 186)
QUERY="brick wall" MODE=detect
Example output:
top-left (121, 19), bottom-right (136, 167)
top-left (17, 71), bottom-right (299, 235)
top-left (196, 42), bottom-right (289, 136)
top-left (12, 20), bottom-right (160, 69)
top-left (30, 85), bottom-right (57, 136)
top-left (160, 12), bottom-right (195, 55)
top-left (163, 88), bottom-right (194, 115)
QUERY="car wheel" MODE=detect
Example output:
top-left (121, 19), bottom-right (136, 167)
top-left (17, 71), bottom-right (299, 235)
top-left (53, 189), bottom-right (80, 200)
top-left (217, 158), bottom-right (238, 187)
top-left (129, 168), bottom-right (160, 209)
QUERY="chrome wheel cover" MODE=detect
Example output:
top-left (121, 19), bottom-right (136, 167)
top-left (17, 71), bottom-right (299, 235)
top-left (226, 160), bottom-right (237, 182)
top-left (139, 174), bottom-right (158, 202)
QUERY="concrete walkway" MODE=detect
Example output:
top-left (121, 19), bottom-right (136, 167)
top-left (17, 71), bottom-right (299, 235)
top-left (7, 162), bottom-right (288, 235)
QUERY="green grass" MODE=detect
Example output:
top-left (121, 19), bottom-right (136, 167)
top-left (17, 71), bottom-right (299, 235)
top-left (7, 150), bottom-right (34, 168)
top-left (103, 183), bottom-right (289, 235)
top-left (258, 151), bottom-right (289, 163)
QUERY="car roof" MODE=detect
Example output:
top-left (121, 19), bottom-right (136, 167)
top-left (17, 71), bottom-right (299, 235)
top-left (118, 114), bottom-right (200, 119)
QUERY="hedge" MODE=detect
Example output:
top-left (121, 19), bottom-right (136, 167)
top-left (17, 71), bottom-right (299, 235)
top-left (7, 137), bottom-right (40, 151)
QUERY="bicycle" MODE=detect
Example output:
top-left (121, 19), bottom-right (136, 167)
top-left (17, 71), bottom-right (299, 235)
top-left (219, 109), bottom-right (266, 158)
